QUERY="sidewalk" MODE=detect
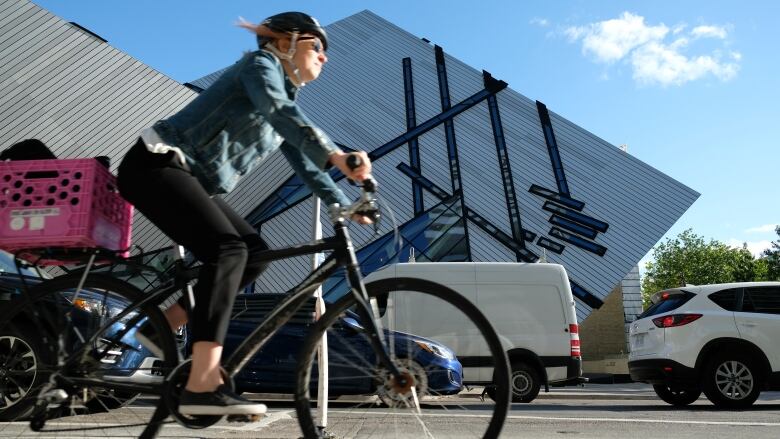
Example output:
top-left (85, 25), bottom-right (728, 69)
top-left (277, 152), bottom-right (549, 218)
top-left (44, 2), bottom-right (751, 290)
top-left (537, 383), bottom-right (780, 402)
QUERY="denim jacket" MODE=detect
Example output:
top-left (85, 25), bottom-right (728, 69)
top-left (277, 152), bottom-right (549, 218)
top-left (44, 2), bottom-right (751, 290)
top-left (151, 48), bottom-right (351, 207)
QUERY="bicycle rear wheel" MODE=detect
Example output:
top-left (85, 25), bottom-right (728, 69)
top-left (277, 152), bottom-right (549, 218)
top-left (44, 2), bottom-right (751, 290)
top-left (295, 277), bottom-right (510, 439)
top-left (0, 273), bottom-right (178, 434)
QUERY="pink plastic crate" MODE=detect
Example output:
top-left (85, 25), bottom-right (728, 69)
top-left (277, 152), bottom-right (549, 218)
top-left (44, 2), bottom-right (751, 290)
top-left (0, 158), bottom-right (133, 265)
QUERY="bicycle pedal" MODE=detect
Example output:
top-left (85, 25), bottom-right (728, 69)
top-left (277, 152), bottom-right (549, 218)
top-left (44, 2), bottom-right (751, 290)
top-left (226, 413), bottom-right (263, 423)
top-left (42, 389), bottom-right (68, 404)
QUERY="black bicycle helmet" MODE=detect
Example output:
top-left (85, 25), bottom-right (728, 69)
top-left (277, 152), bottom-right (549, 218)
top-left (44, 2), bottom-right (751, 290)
top-left (261, 12), bottom-right (328, 50)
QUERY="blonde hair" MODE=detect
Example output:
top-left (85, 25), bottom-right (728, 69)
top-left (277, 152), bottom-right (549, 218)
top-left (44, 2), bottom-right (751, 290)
top-left (236, 16), bottom-right (288, 40)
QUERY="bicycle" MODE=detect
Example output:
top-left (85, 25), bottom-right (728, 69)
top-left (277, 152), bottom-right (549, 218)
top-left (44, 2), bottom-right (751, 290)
top-left (0, 171), bottom-right (511, 438)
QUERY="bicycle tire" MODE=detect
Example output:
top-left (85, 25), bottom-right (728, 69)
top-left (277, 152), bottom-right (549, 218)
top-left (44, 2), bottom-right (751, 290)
top-left (0, 273), bottom-right (178, 432)
top-left (295, 277), bottom-right (510, 439)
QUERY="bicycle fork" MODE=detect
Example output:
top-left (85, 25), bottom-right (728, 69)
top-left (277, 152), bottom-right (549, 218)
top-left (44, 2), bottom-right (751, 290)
top-left (337, 223), bottom-right (405, 386)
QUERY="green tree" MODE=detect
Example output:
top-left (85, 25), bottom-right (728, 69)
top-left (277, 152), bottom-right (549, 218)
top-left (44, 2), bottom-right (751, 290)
top-left (641, 229), bottom-right (770, 307)
top-left (762, 226), bottom-right (780, 280)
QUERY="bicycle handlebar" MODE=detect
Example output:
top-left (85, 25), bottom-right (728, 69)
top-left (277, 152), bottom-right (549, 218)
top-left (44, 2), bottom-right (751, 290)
top-left (330, 153), bottom-right (380, 226)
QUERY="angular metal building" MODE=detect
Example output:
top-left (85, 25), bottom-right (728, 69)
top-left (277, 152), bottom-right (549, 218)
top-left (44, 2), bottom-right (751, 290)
top-left (0, 1), bottom-right (699, 324)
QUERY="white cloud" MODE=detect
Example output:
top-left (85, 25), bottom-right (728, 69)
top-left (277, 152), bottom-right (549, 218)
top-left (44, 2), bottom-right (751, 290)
top-left (563, 12), bottom-right (740, 86)
top-left (745, 224), bottom-right (778, 233)
top-left (530, 17), bottom-right (549, 27)
top-left (727, 239), bottom-right (773, 257)
top-left (691, 25), bottom-right (728, 39)
top-left (631, 41), bottom-right (739, 86)
top-left (565, 12), bottom-right (668, 63)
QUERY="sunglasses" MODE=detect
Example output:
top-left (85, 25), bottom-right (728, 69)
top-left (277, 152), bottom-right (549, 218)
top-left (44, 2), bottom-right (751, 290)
top-left (297, 37), bottom-right (324, 54)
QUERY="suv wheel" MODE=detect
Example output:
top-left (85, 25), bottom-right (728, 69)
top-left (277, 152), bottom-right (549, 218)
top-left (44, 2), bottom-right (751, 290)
top-left (702, 354), bottom-right (761, 409)
top-left (0, 325), bottom-right (53, 421)
top-left (652, 385), bottom-right (701, 406)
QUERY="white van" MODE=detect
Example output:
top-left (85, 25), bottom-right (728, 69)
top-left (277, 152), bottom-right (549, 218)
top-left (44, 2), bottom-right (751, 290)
top-left (364, 262), bottom-right (584, 403)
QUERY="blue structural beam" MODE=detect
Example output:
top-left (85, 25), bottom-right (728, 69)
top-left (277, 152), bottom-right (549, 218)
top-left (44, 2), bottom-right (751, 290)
top-left (550, 227), bottom-right (607, 257)
top-left (550, 214), bottom-right (599, 240)
top-left (536, 101), bottom-right (570, 196)
top-left (434, 45), bottom-right (471, 260)
top-left (402, 57), bottom-right (424, 215)
top-left (486, 70), bottom-right (527, 262)
top-left (542, 201), bottom-right (609, 233)
top-left (396, 163), bottom-right (452, 200)
top-left (537, 237), bottom-right (564, 254)
top-left (528, 184), bottom-right (585, 211)
top-left (570, 280), bottom-right (605, 309)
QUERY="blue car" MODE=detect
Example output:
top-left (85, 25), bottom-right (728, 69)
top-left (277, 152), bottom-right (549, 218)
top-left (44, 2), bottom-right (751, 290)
top-left (222, 293), bottom-right (464, 398)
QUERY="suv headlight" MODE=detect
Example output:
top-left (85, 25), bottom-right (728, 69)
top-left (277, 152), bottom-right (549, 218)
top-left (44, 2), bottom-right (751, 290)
top-left (72, 297), bottom-right (136, 323)
top-left (415, 340), bottom-right (454, 360)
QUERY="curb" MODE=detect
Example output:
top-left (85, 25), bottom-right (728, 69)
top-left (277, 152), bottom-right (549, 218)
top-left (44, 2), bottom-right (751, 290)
top-left (536, 391), bottom-right (657, 400)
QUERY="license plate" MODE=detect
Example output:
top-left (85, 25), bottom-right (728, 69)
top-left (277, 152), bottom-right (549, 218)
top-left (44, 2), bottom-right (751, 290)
top-left (631, 333), bottom-right (645, 349)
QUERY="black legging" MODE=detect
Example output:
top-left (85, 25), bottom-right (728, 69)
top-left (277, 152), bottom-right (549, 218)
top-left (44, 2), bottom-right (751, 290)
top-left (117, 138), bottom-right (269, 344)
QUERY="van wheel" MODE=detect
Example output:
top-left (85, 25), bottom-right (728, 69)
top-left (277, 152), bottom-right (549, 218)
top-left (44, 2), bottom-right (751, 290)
top-left (488, 362), bottom-right (541, 403)
top-left (509, 362), bottom-right (541, 403)
top-left (702, 353), bottom-right (761, 409)
top-left (652, 385), bottom-right (701, 406)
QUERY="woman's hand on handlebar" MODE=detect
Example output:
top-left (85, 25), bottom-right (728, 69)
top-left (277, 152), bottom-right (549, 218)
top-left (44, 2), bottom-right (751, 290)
top-left (351, 213), bottom-right (374, 225)
top-left (329, 150), bottom-right (372, 182)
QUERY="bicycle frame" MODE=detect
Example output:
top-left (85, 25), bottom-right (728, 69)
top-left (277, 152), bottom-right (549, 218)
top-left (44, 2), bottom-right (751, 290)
top-left (223, 216), bottom-right (402, 380)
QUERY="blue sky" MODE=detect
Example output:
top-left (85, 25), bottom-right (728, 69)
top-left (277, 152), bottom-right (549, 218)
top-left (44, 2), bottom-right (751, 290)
top-left (33, 0), bottom-right (779, 267)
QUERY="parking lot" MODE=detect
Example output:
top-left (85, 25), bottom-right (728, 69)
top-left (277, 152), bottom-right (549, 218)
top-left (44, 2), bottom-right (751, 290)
top-left (2, 384), bottom-right (779, 438)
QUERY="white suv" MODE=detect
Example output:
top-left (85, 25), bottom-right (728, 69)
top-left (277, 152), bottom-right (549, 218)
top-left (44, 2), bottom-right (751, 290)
top-left (628, 282), bottom-right (780, 408)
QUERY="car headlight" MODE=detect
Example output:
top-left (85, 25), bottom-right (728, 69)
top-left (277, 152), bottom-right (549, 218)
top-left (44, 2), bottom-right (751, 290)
top-left (72, 297), bottom-right (105, 315)
top-left (71, 297), bottom-right (136, 323)
top-left (415, 340), bottom-right (454, 360)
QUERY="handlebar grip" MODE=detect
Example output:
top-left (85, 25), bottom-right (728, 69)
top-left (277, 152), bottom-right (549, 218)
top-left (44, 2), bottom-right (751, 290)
top-left (362, 178), bottom-right (377, 193)
top-left (346, 153), bottom-right (363, 171)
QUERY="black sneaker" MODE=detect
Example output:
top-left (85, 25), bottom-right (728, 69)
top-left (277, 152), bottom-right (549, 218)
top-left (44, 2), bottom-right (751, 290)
top-left (135, 321), bottom-right (164, 359)
top-left (179, 385), bottom-right (267, 416)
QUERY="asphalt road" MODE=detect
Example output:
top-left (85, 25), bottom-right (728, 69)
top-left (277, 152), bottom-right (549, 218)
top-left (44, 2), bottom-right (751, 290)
top-left (1, 384), bottom-right (778, 438)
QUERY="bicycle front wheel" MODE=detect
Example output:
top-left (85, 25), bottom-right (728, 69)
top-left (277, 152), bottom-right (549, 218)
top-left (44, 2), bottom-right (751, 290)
top-left (295, 277), bottom-right (510, 439)
top-left (0, 273), bottom-right (178, 433)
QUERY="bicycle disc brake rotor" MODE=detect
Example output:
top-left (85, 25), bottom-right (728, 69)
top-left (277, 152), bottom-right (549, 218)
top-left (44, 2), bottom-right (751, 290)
top-left (376, 359), bottom-right (429, 408)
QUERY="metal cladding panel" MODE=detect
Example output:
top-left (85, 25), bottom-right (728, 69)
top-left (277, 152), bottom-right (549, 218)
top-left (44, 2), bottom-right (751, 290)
top-left (622, 265), bottom-right (642, 351)
top-left (469, 219), bottom-right (517, 263)
top-left (456, 101), bottom-right (512, 234)
top-left (188, 66), bottom-right (228, 91)
top-left (417, 126), bottom-right (455, 202)
top-left (202, 9), bottom-right (699, 320)
top-left (1, 0), bottom-right (198, 252)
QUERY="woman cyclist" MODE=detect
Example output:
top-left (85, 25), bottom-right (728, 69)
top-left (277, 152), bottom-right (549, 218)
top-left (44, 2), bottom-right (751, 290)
top-left (117, 12), bottom-right (372, 416)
